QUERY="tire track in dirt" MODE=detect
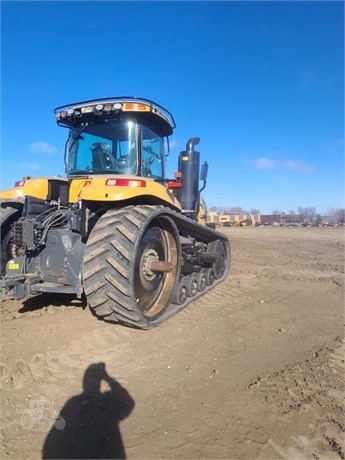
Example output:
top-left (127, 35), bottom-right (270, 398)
top-left (248, 338), bottom-right (345, 459)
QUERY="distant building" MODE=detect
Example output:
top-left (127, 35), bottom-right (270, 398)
top-left (260, 215), bottom-right (281, 225)
top-left (218, 215), bottom-right (231, 225)
top-left (260, 214), bottom-right (304, 225)
top-left (207, 212), bottom-right (218, 224)
top-left (208, 212), bottom-right (308, 226)
top-left (207, 212), bottom-right (260, 226)
top-left (280, 214), bottom-right (303, 225)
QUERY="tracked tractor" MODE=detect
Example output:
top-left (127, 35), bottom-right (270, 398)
top-left (0, 97), bottom-right (230, 328)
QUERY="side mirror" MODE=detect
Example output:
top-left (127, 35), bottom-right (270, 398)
top-left (200, 161), bottom-right (209, 182)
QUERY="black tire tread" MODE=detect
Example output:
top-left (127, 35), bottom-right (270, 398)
top-left (83, 206), bottom-right (156, 327)
top-left (0, 206), bottom-right (21, 274)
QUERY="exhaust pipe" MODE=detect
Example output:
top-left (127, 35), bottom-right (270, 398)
top-left (178, 138), bottom-right (201, 213)
top-left (186, 137), bottom-right (200, 153)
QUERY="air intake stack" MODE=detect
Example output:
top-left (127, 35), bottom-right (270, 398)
top-left (178, 137), bottom-right (200, 212)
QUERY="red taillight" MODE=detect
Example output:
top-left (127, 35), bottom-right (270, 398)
top-left (106, 179), bottom-right (146, 187)
top-left (14, 176), bottom-right (30, 187)
top-left (14, 180), bottom-right (25, 187)
top-left (167, 181), bottom-right (182, 188)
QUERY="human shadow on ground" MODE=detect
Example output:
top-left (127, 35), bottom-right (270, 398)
top-left (42, 363), bottom-right (135, 459)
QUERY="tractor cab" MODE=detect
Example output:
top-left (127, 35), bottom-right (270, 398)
top-left (55, 97), bottom-right (176, 181)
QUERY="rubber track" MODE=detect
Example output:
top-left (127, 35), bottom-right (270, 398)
top-left (0, 206), bottom-right (20, 229)
top-left (83, 205), bottom-right (230, 329)
top-left (0, 206), bottom-right (21, 274)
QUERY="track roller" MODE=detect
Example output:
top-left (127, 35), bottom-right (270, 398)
top-left (172, 281), bottom-right (188, 305)
top-left (185, 275), bottom-right (198, 297)
top-left (197, 272), bottom-right (207, 292)
top-left (201, 267), bottom-right (215, 286)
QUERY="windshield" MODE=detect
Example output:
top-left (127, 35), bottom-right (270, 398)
top-left (67, 119), bottom-right (138, 176)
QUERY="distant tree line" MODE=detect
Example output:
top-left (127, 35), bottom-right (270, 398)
top-left (327, 207), bottom-right (345, 224)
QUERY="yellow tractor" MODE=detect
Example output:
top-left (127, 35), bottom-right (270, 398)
top-left (0, 97), bottom-right (230, 328)
top-left (239, 218), bottom-right (252, 227)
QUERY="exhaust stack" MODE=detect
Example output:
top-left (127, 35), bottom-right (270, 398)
top-left (178, 137), bottom-right (200, 212)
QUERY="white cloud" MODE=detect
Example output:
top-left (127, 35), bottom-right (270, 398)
top-left (252, 156), bottom-right (315, 174)
top-left (283, 160), bottom-right (316, 174)
top-left (253, 157), bottom-right (276, 170)
top-left (29, 141), bottom-right (58, 154)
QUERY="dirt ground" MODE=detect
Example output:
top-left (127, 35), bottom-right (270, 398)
top-left (0, 226), bottom-right (344, 460)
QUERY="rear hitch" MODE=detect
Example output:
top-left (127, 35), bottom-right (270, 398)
top-left (0, 274), bottom-right (42, 301)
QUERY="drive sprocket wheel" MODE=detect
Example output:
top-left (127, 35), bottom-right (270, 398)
top-left (82, 205), bottom-right (180, 328)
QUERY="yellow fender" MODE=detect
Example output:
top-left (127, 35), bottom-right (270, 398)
top-left (0, 176), bottom-right (181, 211)
top-left (73, 176), bottom-right (181, 209)
top-left (0, 178), bottom-right (52, 203)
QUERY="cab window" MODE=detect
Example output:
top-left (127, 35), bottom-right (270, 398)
top-left (141, 126), bottom-right (164, 179)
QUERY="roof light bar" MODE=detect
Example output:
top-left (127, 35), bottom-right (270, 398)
top-left (54, 96), bottom-right (176, 129)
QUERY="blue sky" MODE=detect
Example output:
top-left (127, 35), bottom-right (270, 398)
top-left (1, 1), bottom-right (344, 214)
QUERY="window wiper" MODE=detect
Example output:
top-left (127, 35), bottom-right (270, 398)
top-left (68, 169), bottom-right (124, 176)
top-left (64, 123), bottom-right (90, 172)
top-left (69, 123), bottom-right (89, 153)
top-left (68, 170), bottom-right (91, 176)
